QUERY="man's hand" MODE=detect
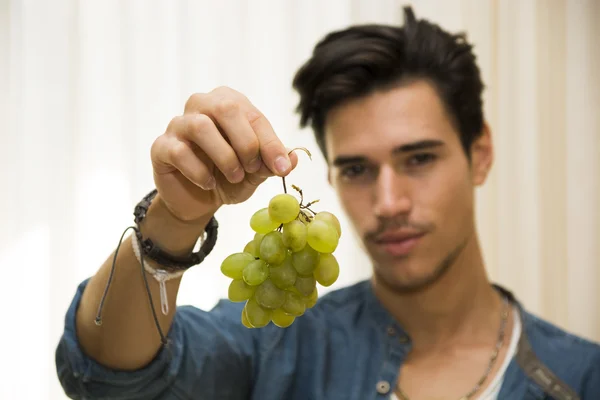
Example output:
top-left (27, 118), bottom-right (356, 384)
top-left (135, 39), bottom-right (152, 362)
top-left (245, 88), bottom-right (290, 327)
top-left (151, 86), bottom-right (298, 222)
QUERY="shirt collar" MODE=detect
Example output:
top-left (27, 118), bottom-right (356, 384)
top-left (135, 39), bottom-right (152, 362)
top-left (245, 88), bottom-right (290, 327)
top-left (362, 280), bottom-right (525, 338)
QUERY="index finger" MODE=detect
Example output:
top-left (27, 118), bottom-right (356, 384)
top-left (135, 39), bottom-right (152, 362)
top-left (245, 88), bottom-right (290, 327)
top-left (246, 110), bottom-right (293, 176)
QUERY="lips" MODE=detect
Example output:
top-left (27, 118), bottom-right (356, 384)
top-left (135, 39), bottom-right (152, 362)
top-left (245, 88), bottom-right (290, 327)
top-left (372, 231), bottom-right (425, 257)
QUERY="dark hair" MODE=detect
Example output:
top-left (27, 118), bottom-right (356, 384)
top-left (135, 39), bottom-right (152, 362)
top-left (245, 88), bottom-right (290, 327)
top-left (292, 6), bottom-right (484, 159)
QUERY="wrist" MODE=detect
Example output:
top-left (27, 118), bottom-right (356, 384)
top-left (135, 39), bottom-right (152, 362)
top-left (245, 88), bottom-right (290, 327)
top-left (139, 194), bottom-right (215, 256)
top-left (156, 194), bottom-right (220, 227)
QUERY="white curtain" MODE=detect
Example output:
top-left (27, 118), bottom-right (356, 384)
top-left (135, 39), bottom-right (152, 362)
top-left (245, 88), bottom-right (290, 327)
top-left (0, 1), bottom-right (598, 399)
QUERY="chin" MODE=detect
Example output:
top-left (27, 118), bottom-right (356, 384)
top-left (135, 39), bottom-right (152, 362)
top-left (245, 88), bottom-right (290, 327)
top-left (369, 236), bottom-right (468, 294)
top-left (370, 250), bottom-right (455, 294)
top-left (374, 263), bottom-right (442, 294)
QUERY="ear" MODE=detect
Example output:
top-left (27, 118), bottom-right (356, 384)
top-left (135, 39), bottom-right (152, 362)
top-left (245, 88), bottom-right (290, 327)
top-left (470, 122), bottom-right (493, 186)
top-left (327, 167), bottom-right (333, 186)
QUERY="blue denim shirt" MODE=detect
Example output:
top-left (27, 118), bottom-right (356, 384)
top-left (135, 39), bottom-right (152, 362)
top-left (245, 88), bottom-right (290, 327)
top-left (56, 279), bottom-right (600, 400)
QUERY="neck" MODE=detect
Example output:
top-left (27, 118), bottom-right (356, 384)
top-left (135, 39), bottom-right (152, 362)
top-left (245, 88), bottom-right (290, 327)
top-left (372, 234), bottom-right (503, 350)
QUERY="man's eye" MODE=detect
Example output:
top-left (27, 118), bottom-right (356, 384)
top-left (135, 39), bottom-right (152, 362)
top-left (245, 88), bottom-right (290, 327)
top-left (340, 164), bottom-right (366, 178)
top-left (407, 153), bottom-right (437, 167)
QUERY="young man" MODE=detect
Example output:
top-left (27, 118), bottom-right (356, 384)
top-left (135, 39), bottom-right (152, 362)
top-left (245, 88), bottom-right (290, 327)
top-left (56, 7), bottom-right (600, 400)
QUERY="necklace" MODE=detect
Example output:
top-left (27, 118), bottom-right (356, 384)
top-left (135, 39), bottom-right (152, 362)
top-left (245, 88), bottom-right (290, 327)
top-left (395, 296), bottom-right (510, 400)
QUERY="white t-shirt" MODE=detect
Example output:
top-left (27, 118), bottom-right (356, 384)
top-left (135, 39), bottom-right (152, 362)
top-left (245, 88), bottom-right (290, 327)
top-left (389, 306), bottom-right (522, 400)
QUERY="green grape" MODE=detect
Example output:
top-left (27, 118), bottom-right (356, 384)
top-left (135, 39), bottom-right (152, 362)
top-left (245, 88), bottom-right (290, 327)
top-left (226, 182), bottom-right (338, 326)
top-left (228, 279), bottom-right (256, 302)
top-left (307, 219), bottom-right (339, 253)
top-left (243, 233), bottom-right (265, 259)
top-left (254, 232), bottom-right (265, 248)
top-left (245, 298), bottom-right (271, 328)
top-left (291, 245), bottom-right (320, 276)
top-left (268, 193), bottom-right (300, 224)
top-left (272, 307), bottom-right (295, 328)
top-left (259, 231), bottom-right (286, 265)
top-left (243, 240), bottom-right (259, 257)
top-left (304, 287), bottom-right (319, 308)
top-left (269, 256), bottom-right (297, 289)
top-left (295, 275), bottom-right (316, 296)
top-left (282, 291), bottom-right (306, 316)
top-left (220, 252), bottom-right (255, 280)
top-left (241, 308), bottom-right (254, 328)
top-left (314, 211), bottom-right (342, 238)
top-left (282, 220), bottom-right (307, 252)
top-left (313, 253), bottom-right (340, 287)
top-left (255, 279), bottom-right (286, 309)
top-left (243, 259), bottom-right (269, 286)
top-left (287, 285), bottom-right (300, 295)
top-left (250, 208), bottom-right (280, 234)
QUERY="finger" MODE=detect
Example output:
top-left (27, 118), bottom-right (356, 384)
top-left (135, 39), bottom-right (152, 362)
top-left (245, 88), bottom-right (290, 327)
top-left (153, 136), bottom-right (216, 190)
top-left (184, 91), bottom-right (261, 174)
top-left (253, 148), bottom-right (299, 178)
top-left (245, 171), bottom-right (269, 187)
top-left (205, 96), bottom-right (262, 173)
top-left (171, 114), bottom-right (245, 184)
top-left (244, 148), bottom-right (299, 186)
top-left (184, 89), bottom-right (293, 176)
top-left (246, 110), bottom-right (293, 177)
top-left (288, 149), bottom-right (299, 170)
top-left (183, 87), bottom-right (240, 114)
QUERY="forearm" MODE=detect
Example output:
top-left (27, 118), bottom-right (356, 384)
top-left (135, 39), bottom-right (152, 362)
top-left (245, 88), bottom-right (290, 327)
top-left (76, 194), bottom-right (212, 371)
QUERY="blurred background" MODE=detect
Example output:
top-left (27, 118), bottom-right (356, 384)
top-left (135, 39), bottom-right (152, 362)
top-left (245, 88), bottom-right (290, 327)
top-left (0, 0), bottom-right (598, 398)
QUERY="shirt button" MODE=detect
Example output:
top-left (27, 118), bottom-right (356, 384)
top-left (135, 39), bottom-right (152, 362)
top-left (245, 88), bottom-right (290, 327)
top-left (376, 380), bottom-right (391, 394)
top-left (387, 326), bottom-right (396, 336)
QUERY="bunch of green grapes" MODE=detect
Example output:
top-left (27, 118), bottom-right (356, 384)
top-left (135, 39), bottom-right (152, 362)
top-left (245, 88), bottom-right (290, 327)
top-left (220, 185), bottom-right (341, 328)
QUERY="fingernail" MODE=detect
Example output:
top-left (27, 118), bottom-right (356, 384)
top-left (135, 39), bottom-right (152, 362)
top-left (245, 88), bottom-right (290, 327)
top-left (204, 176), bottom-right (216, 190)
top-left (248, 156), bottom-right (262, 172)
top-left (231, 166), bottom-right (245, 182)
top-left (274, 156), bottom-right (291, 174)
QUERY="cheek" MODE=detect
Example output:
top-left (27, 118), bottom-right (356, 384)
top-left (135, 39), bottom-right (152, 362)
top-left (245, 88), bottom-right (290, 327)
top-left (336, 186), bottom-right (372, 234)
top-left (415, 163), bottom-right (473, 233)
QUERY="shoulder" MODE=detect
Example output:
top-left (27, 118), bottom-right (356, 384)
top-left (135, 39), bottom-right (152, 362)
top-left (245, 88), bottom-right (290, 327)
top-left (520, 309), bottom-right (600, 397)
top-left (523, 309), bottom-right (600, 364)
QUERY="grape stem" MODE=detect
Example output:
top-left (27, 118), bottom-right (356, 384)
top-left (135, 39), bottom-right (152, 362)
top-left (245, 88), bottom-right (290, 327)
top-left (302, 199), bottom-right (319, 209)
top-left (299, 210), bottom-right (313, 222)
top-left (292, 184), bottom-right (304, 205)
top-left (281, 147), bottom-right (312, 196)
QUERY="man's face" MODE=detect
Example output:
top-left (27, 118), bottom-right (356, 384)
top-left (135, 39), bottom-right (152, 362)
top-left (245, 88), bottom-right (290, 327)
top-left (325, 80), bottom-right (491, 293)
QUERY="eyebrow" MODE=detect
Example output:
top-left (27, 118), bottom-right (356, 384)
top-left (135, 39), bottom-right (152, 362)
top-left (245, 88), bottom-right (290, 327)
top-left (332, 139), bottom-right (445, 167)
top-left (392, 139), bottom-right (445, 154)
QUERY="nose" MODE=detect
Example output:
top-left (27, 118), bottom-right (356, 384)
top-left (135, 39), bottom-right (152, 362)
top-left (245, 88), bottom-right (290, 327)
top-left (372, 165), bottom-right (412, 218)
